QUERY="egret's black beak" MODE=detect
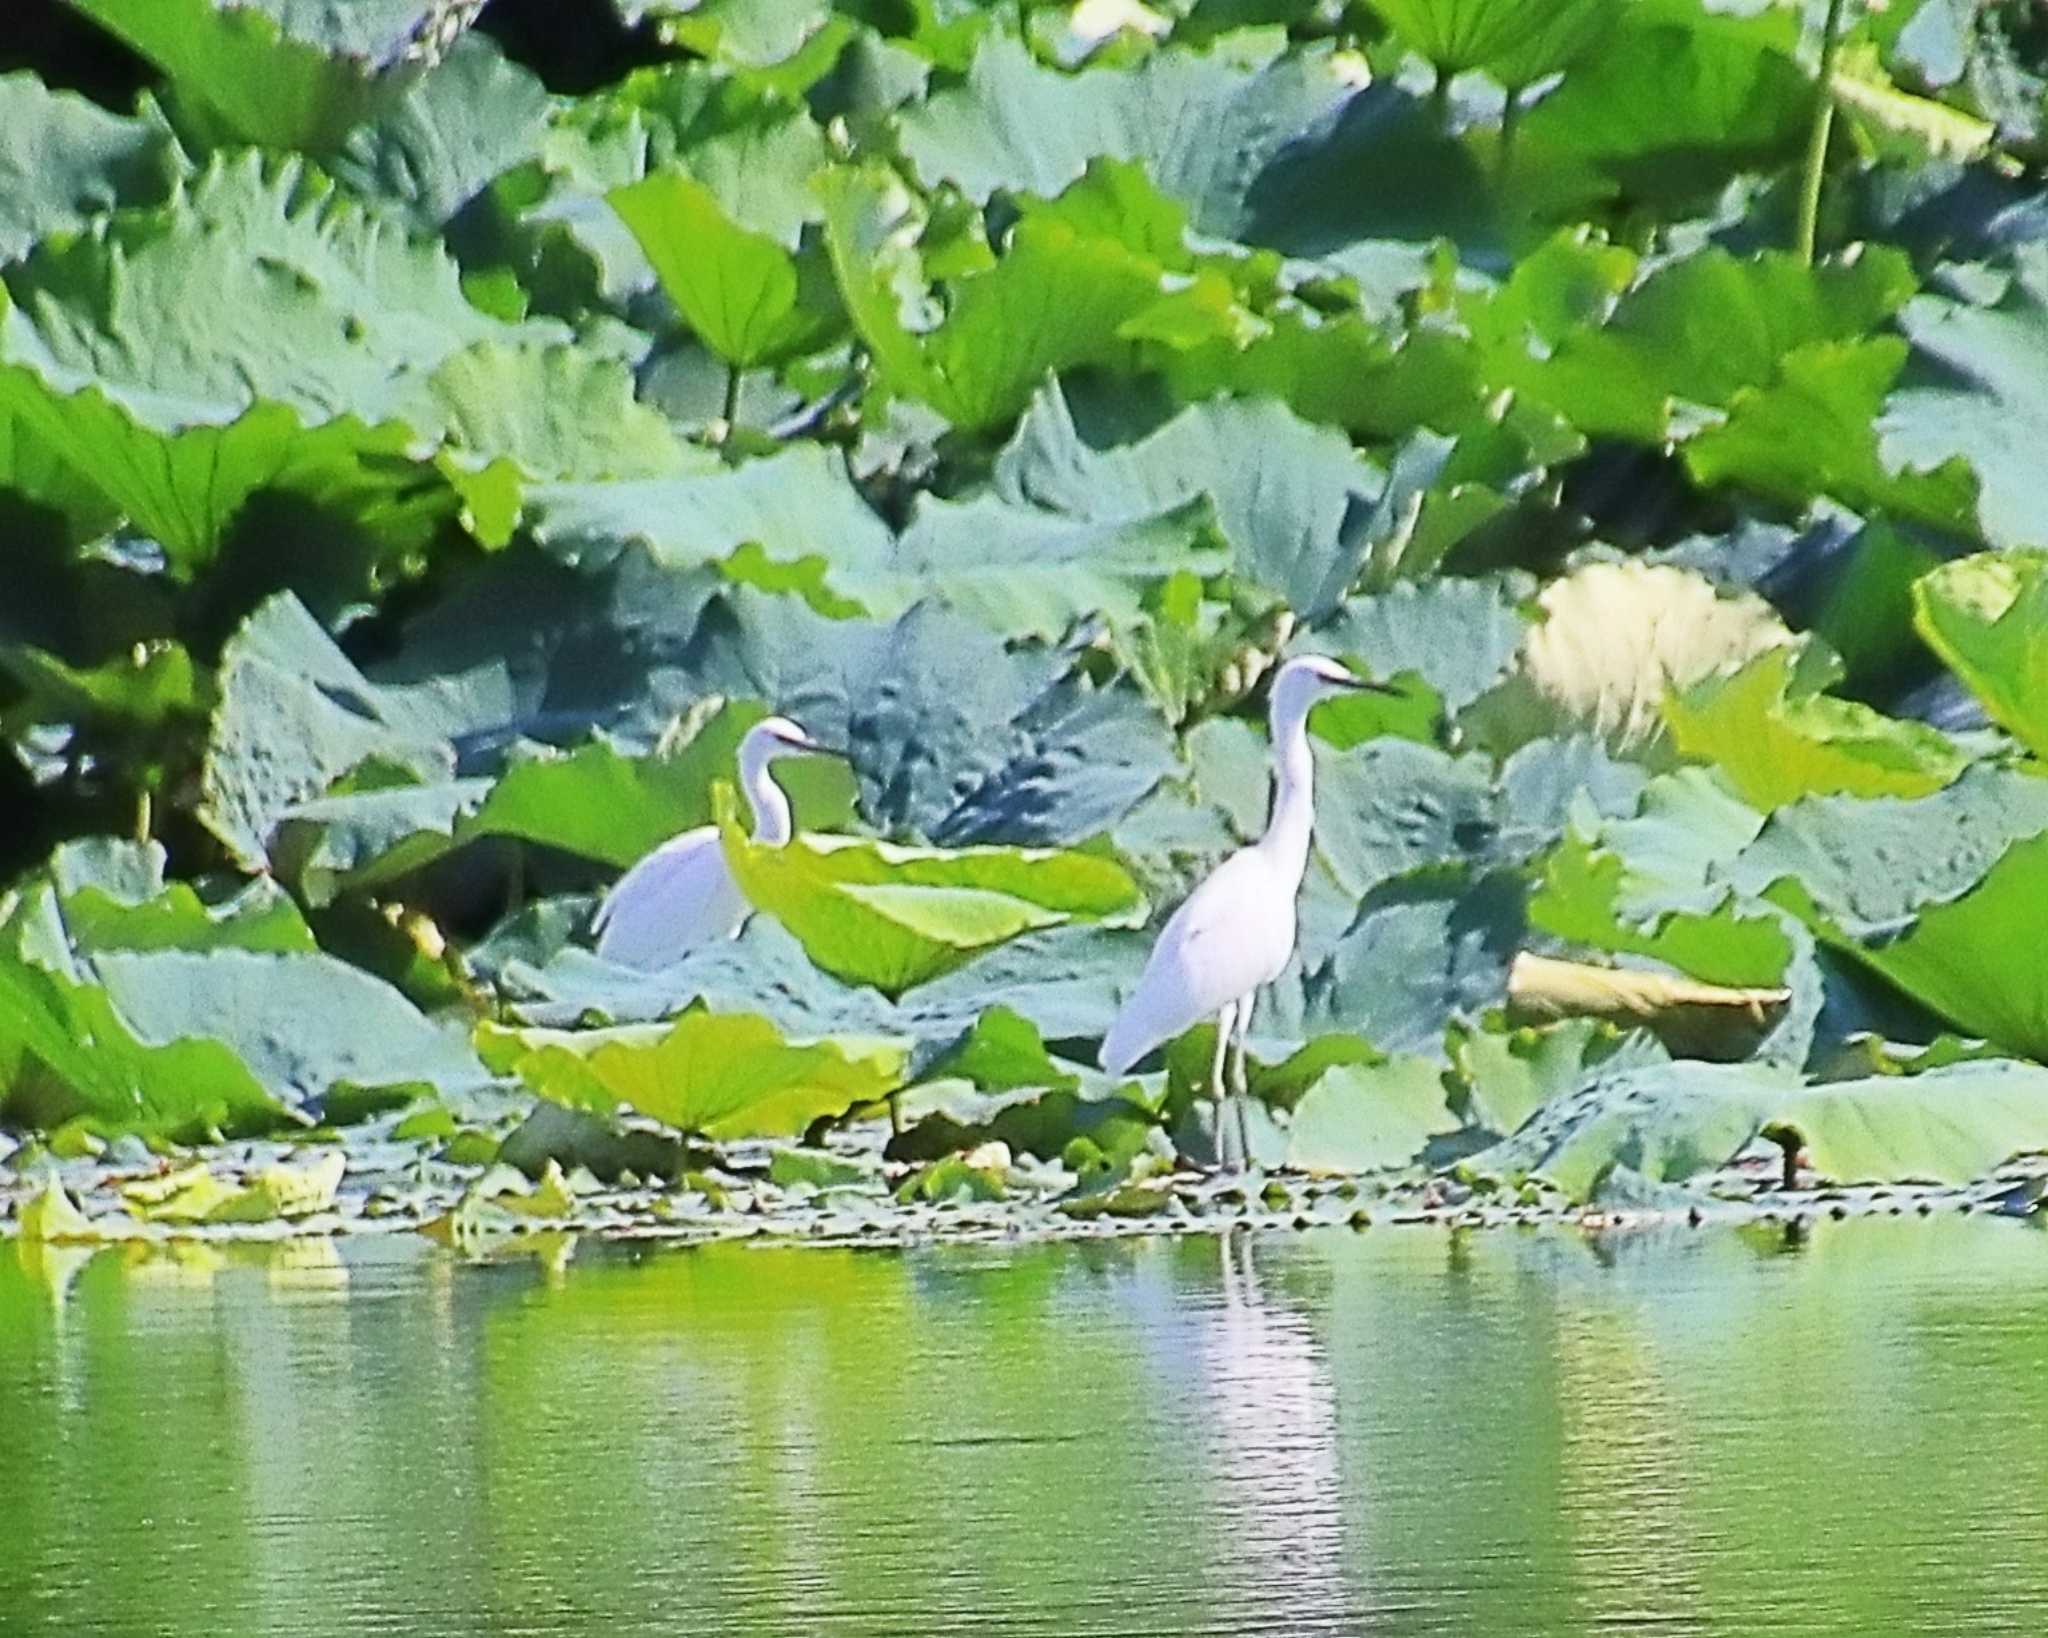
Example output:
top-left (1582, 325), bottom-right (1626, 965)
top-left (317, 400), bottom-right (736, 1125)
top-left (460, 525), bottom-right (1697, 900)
top-left (790, 733), bottom-right (846, 757)
top-left (1333, 673), bottom-right (1402, 697)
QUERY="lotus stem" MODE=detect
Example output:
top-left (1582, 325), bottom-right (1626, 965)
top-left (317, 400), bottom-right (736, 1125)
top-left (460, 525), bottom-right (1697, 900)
top-left (133, 788), bottom-right (151, 845)
top-left (721, 362), bottom-right (743, 434)
top-left (1794, 0), bottom-right (1851, 266)
top-left (1497, 86), bottom-right (1523, 186)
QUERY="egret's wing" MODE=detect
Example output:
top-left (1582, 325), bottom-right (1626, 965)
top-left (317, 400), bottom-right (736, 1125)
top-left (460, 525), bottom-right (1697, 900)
top-left (592, 827), bottom-right (748, 970)
top-left (1099, 850), bottom-right (1286, 1073)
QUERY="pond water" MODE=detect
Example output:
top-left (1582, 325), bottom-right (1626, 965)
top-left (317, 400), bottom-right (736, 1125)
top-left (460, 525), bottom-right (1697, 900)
top-left (2, 1216), bottom-right (2045, 1636)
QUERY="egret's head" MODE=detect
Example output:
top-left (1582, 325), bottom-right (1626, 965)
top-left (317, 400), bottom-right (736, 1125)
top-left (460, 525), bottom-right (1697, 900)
top-left (1268, 654), bottom-right (1397, 726)
top-left (743, 715), bottom-right (838, 766)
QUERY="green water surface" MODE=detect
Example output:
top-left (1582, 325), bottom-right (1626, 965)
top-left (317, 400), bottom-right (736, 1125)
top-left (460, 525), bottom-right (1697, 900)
top-left (2, 1216), bottom-right (2044, 1636)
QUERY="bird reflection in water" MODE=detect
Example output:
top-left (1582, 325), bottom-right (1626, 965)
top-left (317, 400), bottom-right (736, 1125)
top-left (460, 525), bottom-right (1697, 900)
top-left (1195, 1229), bottom-right (1351, 1627)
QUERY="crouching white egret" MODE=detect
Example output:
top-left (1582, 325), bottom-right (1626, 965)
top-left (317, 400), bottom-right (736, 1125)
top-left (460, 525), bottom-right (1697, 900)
top-left (592, 715), bottom-right (840, 970)
top-left (1099, 655), bottom-right (1396, 1169)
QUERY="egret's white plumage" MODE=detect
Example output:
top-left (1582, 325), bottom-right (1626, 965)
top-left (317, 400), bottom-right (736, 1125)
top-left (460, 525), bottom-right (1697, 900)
top-left (1099, 655), bottom-right (1393, 1167)
top-left (592, 715), bottom-right (832, 970)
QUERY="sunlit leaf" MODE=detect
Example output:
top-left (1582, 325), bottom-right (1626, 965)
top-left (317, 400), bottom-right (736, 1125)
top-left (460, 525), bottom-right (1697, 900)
top-left (479, 1005), bottom-right (906, 1138)
top-left (1664, 646), bottom-right (1966, 809)
top-left (1912, 549), bottom-right (2048, 759)
top-left (718, 784), bottom-right (1143, 995)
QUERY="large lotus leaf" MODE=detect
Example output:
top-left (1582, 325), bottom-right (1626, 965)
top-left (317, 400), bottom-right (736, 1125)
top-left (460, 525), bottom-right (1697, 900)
top-left (1266, 867), bottom-right (1525, 1060)
top-left (1468, 561), bottom-right (1798, 758)
top-left (718, 786), bottom-right (1143, 996)
top-left (477, 1006), bottom-right (905, 1139)
top-left (993, 381), bottom-right (1384, 617)
top-left (95, 948), bottom-right (490, 1116)
top-left (1286, 1054), bottom-right (1464, 1174)
top-left (855, 493), bottom-right (1222, 639)
top-left (0, 153), bottom-right (522, 570)
top-left (1727, 766), bottom-right (2048, 942)
top-left (1663, 646), bottom-right (1966, 810)
top-left (1369, 0), bottom-right (1615, 84)
top-left (0, 893), bottom-right (285, 1139)
top-left (1310, 739), bottom-right (1501, 901)
top-left (678, 592), bottom-right (1180, 844)
top-left (1515, 247), bottom-right (1915, 445)
top-left (1911, 550), bottom-right (2048, 759)
top-left (504, 917), bottom-right (904, 1035)
top-left (1728, 768), bottom-right (2048, 1057)
top-left (44, 837), bottom-right (315, 955)
top-left (1471, 1057), bottom-right (2048, 1198)
top-left (610, 172), bottom-right (845, 369)
top-left (1686, 337), bottom-right (1982, 536)
top-left (1528, 768), bottom-right (1800, 991)
top-left (895, 35), bottom-right (1350, 237)
top-left (596, 78), bottom-right (835, 245)
top-left (525, 441), bottom-right (890, 585)
top-left (817, 164), bottom-right (1203, 433)
top-left (504, 915), bottom-right (1142, 1056)
top-left (1882, 247), bottom-right (2048, 551)
top-left (0, 152), bottom-right (506, 413)
top-left (1515, 0), bottom-right (1809, 212)
top-left (1492, 735), bottom-right (1649, 865)
top-left (0, 386), bottom-right (429, 585)
top-left (1155, 307), bottom-right (1486, 445)
top-left (637, 0), bottom-right (845, 72)
top-left (0, 72), bottom-right (180, 263)
top-left (1311, 576), bottom-right (1530, 732)
top-left (411, 341), bottom-right (693, 546)
top-left (199, 593), bottom-right (474, 870)
top-left (0, 639), bottom-right (208, 754)
top-left (65, 0), bottom-right (451, 150)
top-left (1452, 1015), bottom-right (1667, 1139)
top-left (903, 925), bottom-right (1146, 1049)
top-left (330, 36), bottom-right (552, 229)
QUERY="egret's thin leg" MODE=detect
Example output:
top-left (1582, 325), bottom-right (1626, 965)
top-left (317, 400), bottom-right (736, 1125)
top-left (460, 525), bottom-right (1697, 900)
top-left (1210, 1002), bottom-right (1237, 1170)
top-left (1230, 992), bottom-right (1255, 1170)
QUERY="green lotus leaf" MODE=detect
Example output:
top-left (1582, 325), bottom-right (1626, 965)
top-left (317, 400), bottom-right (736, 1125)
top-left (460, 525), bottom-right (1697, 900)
top-left (610, 171), bottom-right (845, 368)
top-left (331, 36), bottom-right (552, 228)
top-left (478, 1006), bottom-right (906, 1140)
top-left (64, 0), bottom-right (454, 150)
top-left (1664, 645), bottom-right (1967, 810)
top-left (1286, 1055), bottom-right (1463, 1174)
top-left (0, 916), bottom-right (285, 1139)
top-left (1883, 246), bottom-right (2048, 551)
top-left (896, 35), bottom-right (1350, 236)
top-left (1516, 0), bottom-right (1810, 214)
top-left (1473, 1057), bottom-right (2048, 1198)
top-left (0, 152), bottom-right (525, 572)
top-left (1912, 549), bottom-right (2048, 760)
top-left (524, 440), bottom-right (890, 583)
top-left (1369, 0), bottom-right (1616, 86)
top-left (993, 381), bottom-right (1385, 616)
top-left (1515, 247), bottom-right (1916, 445)
top-left (94, 947), bottom-right (490, 1117)
top-left (1729, 768), bottom-right (2048, 1059)
top-left (0, 71), bottom-right (179, 263)
top-left (718, 785), bottom-right (1142, 996)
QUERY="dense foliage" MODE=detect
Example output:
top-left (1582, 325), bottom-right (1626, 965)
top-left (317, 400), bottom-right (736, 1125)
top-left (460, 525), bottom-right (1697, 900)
top-left (9, 0), bottom-right (2048, 1218)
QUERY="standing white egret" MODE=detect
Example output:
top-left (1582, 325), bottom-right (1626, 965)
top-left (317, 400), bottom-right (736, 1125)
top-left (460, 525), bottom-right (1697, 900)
top-left (1099, 655), bottom-right (1396, 1169)
top-left (592, 715), bottom-right (839, 970)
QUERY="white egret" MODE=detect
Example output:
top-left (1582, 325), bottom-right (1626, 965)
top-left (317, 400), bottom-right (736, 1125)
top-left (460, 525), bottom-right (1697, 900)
top-left (1099, 655), bottom-right (1395, 1169)
top-left (592, 715), bottom-right (839, 970)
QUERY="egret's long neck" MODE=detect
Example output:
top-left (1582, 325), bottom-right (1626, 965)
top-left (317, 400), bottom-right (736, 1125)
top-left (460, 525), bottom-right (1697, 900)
top-left (739, 746), bottom-right (794, 845)
top-left (1259, 686), bottom-right (1317, 883)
